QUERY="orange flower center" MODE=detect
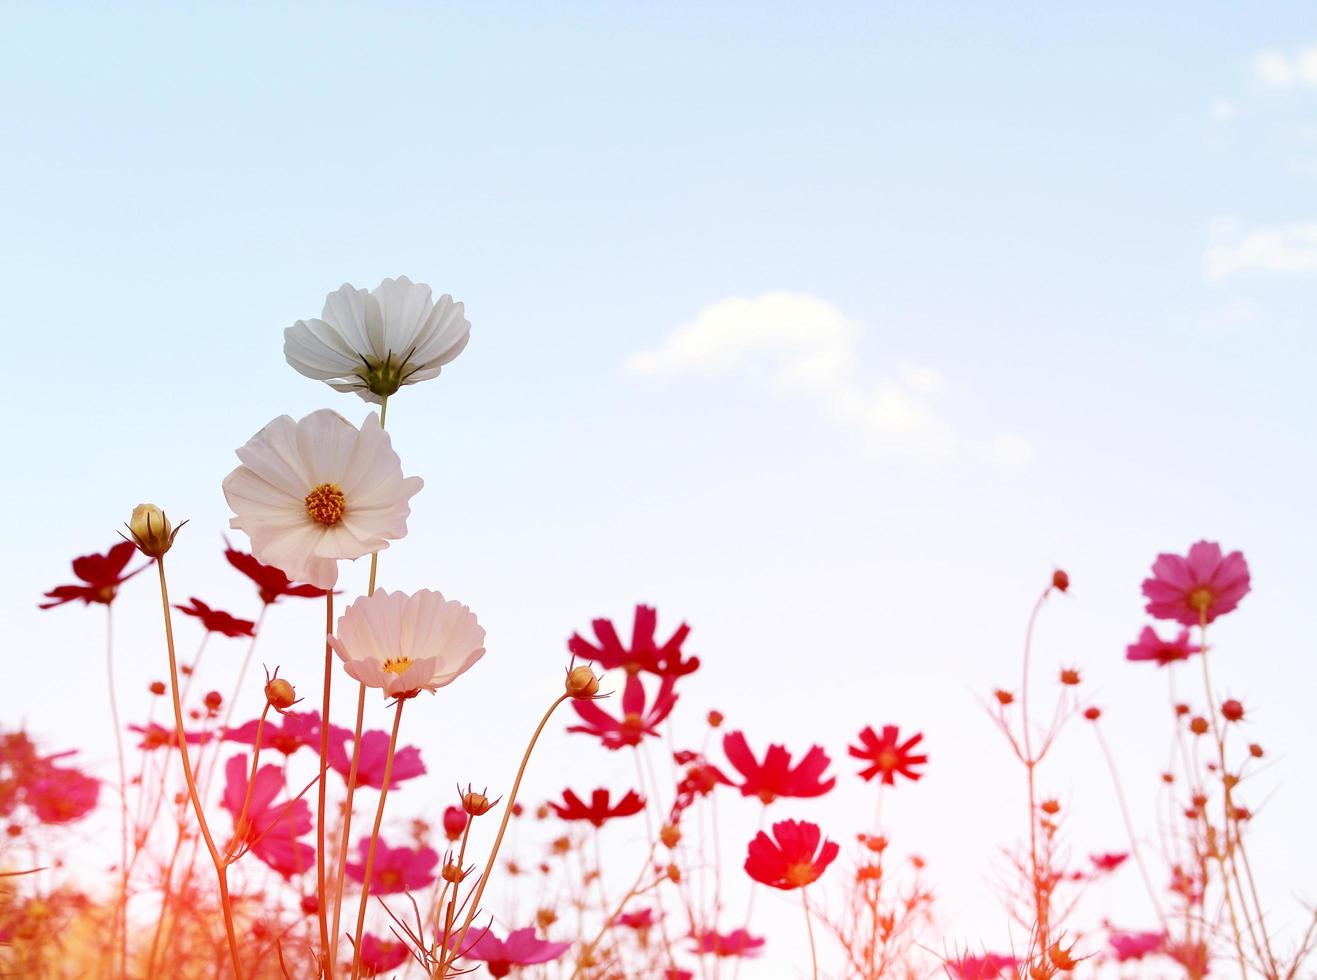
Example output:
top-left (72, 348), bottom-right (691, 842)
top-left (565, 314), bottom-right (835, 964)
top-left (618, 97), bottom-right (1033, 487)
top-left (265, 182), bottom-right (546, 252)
top-left (785, 862), bottom-right (818, 887)
top-left (878, 749), bottom-right (899, 771)
top-left (304, 483), bottom-right (346, 526)
top-left (622, 712), bottom-right (643, 731)
top-left (1188, 586), bottom-right (1213, 612)
top-left (383, 657), bottom-right (413, 676)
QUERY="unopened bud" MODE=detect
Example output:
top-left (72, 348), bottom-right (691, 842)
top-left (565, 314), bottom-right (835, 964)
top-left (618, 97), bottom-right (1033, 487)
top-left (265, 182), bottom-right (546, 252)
top-left (443, 805), bottom-right (468, 841)
top-left (203, 691), bottom-right (222, 713)
top-left (462, 787), bottom-right (496, 816)
top-left (659, 823), bottom-right (681, 848)
top-left (1083, 706), bottom-right (1101, 721)
top-left (1051, 569), bottom-right (1070, 592)
top-left (442, 861), bottom-right (466, 883)
top-left (149, 681), bottom-right (166, 696)
top-left (706, 710), bottom-right (724, 728)
top-left (665, 863), bottom-right (681, 883)
top-left (127, 503), bottom-right (178, 558)
top-left (565, 665), bottom-right (601, 700)
top-left (536, 907), bottom-right (557, 930)
top-left (265, 677), bottom-right (297, 711)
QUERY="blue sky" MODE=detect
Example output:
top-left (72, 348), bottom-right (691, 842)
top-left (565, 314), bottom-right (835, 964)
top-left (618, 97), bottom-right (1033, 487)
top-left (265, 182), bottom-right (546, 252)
top-left (3, 4), bottom-right (1316, 974)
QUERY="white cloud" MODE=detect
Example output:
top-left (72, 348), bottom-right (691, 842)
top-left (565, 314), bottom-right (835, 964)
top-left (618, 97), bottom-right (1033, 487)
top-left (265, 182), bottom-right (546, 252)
top-left (1253, 45), bottom-right (1317, 89)
top-left (626, 292), bottom-right (1030, 463)
top-left (1207, 220), bottom-right (1317, 279)
top-left (979, 432), bottom-right (1037, 468)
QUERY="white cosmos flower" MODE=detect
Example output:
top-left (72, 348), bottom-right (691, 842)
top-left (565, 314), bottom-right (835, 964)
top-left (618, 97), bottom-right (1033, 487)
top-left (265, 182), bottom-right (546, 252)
top-left (222, 410), bottom-right (422, 589)
top-left (283, 276), bottom-right (471, 403)
top-left (329, 589), bottom-right (486, 698)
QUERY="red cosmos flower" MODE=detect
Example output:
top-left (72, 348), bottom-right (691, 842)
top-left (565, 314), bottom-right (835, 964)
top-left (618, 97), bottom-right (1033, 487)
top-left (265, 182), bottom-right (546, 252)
top-left (744, 819), bottom-right (839, 890)
top-left (173, 597), bottom-right (256, 638)
top-left (221, 754), bottom-right (313, 878)
top-left (39, 541), bottom-right (143, 609)
top-left (129, 723), bottom-right (214, 751)
top-left (848, 725), bottom-right (927, 786)
top-left (448, 925), bottom-right (571, 977)
top-left (945, 952), bottom-right (1018, 979)
top-left (28, 767), bottom-right (100, 824)
top-left (568, 673), bottom-right (678, 750)
top-left (1108, 930), bottom-right (1166, 962)
top-left (224, 710), bottom-right (335, 757)
top-left (225, 543), bottom-right (328, 605)
top-left (443, 805), bottom-right (469, 841)
top-left (346, 838), bottom-right (438, 893)
top-left (722, 731), bottom-right (834, 804)
top-left (548, 788), bottom-right (645, 827)
top-left (1125, 626), bottom-right (1202, 666)
top-left (1142, 540), bottom-right (1251, 626)
top-left (690, 928), bottom-right (765, 958)
top-left (328, 730), bottom-right (426, 789)
top-left (358, 933), bottom-right (410, 975)
top-left (616, 908), bottom-right (660, 930)
top-left (568, 604), bottom-right (700, 678)
top-left (1166, 940), bottom-right (1209, 975)
top-left (1089, 852), bottom-right (1129, 873)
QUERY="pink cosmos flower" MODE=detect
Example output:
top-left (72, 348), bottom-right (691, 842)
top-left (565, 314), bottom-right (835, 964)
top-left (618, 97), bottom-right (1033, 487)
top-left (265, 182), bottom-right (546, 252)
top-left (328, 730), bottom-right (426, 789)
top-left (221, 754), bottom-right (314, 878)
top-left (691, 928), bottom-right (765, 958)
top-left (1142, 541), bottom-right (1250, 626)
top-left (568, 673), bottom-right (678, 750)
top-left (568, 604), bottom-right (700, 678)
top-left (946, 952), bottom-right (1018, 979)
top-left (616, 908), bottom-right (660, 930)
top-left (28, 767), bottom-right (100, 824)
top-left (1108, 930), bottom-right (1166, 962)
top-left (358, 933), bottom-right (410, 975)
top-left (224, 710), bottom-right (341, 757)
top-left (346, 838), bottom-right (437, 894)
top-left (129, 723), bottom-right (214, 751)
top-left (722, 731), bottom-right (835, 804)
top-left (173, 597), bottom-right (256, 638)
top-left (848, 725), bottom-right (927, 785)
top-left (448, 925), bottom-right (571, 977)
top-left (1089, 852), bottom-right (1129, 874)
top-left (1125, 626), bottom-right (1202, 666)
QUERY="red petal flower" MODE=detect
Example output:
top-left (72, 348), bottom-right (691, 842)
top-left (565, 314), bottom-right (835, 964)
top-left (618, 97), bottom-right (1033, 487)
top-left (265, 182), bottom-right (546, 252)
top-left (946, 952), bottom-right (1018, 979)
top-left (174, 597), bottom-right (257, 638)
top-left (568, 604), bottom-right (700, 678)
top-left (448, 925), bottom-right (571, 977)
top-left (39, 541), bottom-right (143, 609)
top-left (1108, 930), bottom-right (1166, 962)
top-left (345, 837), bottom-right (438, 894)
top-left (548, 787), bottom-right (645, 827)
top-left (225, 542), bottom-right (329, 605)
top-left (567, 673), bottom-right (678, 750)
top-left (743, 819), bottom-right (839, 890)
top-left (1142, 540), bottom-right (1251, 626)
top-left (721, 731), bottom-right (835, 804)
top-left (848, 725), bottom-right (928, 786)
top-left (358, 933), bottom-right (410, 975)
top-left (690, 928), bottom-right (765, 958)
top-left (221, 754), bottom-right (313, 878)
top-left (1125, 625), bottom-right (1202, 666)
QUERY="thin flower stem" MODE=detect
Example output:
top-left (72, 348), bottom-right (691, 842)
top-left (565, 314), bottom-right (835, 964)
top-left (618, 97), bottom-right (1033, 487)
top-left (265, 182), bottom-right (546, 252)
top-left (1092, 722), bottom-right (1168, 930)
top-left (316, 589), bottom-right (335, 964)
top-left (225, 703), bottom-right (271, 863)
top-left (573, 840), bottom-right (660, 978)
top-left (438, 694), bottom-right (570, 978)
top-left (802, 889), bottom-right (819, 980)
top-left (349, 697), bottom-right (407, 980)
top-left (104, 605), bottom-right (130, 980)
top-left (155, 556), bottom-right (244, 979)
top-left (1019, 585), bottom-right (1051, 962)
top-left (329, 680), bottom-right (369, 976)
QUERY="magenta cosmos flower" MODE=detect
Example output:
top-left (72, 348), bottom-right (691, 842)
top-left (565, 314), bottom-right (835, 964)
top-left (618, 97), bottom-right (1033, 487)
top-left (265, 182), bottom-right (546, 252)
top-left (358, 933), bottom-right (410, 975)
top-left (848, 724), bottom-right (928, 785)
top-left (568, 673), bottom-right (678, 750)
top-left (448, 925), bottom-right (571, 978)
top-left (568, 603), bottom-right (700, 678)
top-left (346, 837), bottom-right (437, 893)
top-left (328, 729), bottom-right (426, 789)
top-left (744, 819), bottom-right (839, 890)
top-left (1142, 540), bottom-right (1250, 626)
top-left (1125, 625), bottom-right (1202, 666)
top-left (1109, 930), bottom-right (1165, 961)
top-left (691, 928), bottom-right (765, 958)
top-left (221, 755), bottom-right (314, 878)
top-left (946, 952), bottom-right (1018, 979)
top-left (330, 588), bottom-right (485, 699)
top-left (722, 731), bottom-right (835, 804)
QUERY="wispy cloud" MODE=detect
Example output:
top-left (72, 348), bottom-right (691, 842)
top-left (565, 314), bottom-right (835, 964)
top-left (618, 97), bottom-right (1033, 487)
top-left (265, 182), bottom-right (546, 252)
top-left (625, 292), bottom-right (1032, 465)
top-left (1254, 44), bottom-right (1317, 89)
top-left (1207, 220), bottom-right (1317, 279)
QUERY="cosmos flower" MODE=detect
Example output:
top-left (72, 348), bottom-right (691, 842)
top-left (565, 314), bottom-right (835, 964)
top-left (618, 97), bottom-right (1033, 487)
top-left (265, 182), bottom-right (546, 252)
top-left (1108, 930), bottom-right (1165, 961)
top-left (39, 541), bottom-right (143, 609)
top-left (616, 909), bottom-right (660, 930)
top-left (1142, 540), bottom-right (1250, 626)
top-left (1125, 626), bottom-right (1202, 666)
top-left (690, 928), bottom-right (765, 958)
top-left (848, 725), bottom-right (928, 786)
top-left (548, 788), bottom-right (645, 828)
top-left (329, 588), bottom-right (485, 698)
top-left (448, 925), bottom-right (571, 978)
top-left (223, 710), bottom-right (338, 757)
top-left (225, 543), bottom-right (328, 605)
top-left (223, 410), bottom-right (423, 589)
top-left (221, 754), bottom-right (314, 878)
top-left (744, 819), bottom-right (839, 890)
top-left (129, 723), bottom-right (214, 751)
top-left (721, 731), bottom-right (835, 804)
top-left (345, 838), bottom-right (438, 894)
top-left (328, 730), bottom-right (426, 789)
top-left (567, 673), bottom-right (678, 750)
top-left (28, 767), bottom-right (100, 824)
top-left (173, 597), bottom-right (256, 638)
top-left (283, 276), bottom-right (470, 403)
top-left (568, 604), bottom-right (700, 678)
top-left (1089, 852), bottom-right (1129, 874)
top-left (945, 952), bottom-right (1018, 979)
top-left (358, 933), bottom-right (410, 975)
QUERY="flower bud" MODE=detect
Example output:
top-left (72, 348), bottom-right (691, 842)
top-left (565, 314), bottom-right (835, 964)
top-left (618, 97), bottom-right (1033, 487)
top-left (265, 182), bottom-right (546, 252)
top-left (1083, 706), bottom-right (1101, 721)
top-left (665, 863), bottom-right (681, 883)
top-left (1248, 743), bottom-right (1263, 758)
top-left (128, 503), bottom-right (177, 558)
top-left (462, 787), bottom-right (495, 816)
top-left (706, 710), bottom-right (724, 728)
top-left (203, 691), bottom-right (222, 713)
top-left (442, 861), bottom-right (466, 883)
top-left (149, 681), bottom-right (166, 696)
top-left (994, 689), bottom-right (1015, 706)
top-left (659, 823), bottom-right (681, 848)
top-left (1059, 668), bottom-right (1080, 686)
top-left (1221, 699), bottom-right (1244, 722)
top-left (443, 805), bottom-right (468, 841)
top-left (1051, 569), bottom-right (1070, 592)
top-left (536, 907), bottom-right (558, 930)
top-left (1040, 799), bottom-right (1060, 815)
top-left (265, 677), bottom-right (297, 711)
top-left (1189, 716), bottom-right (1209, 736)
top-left (565, 665), bottom-right (601, 700)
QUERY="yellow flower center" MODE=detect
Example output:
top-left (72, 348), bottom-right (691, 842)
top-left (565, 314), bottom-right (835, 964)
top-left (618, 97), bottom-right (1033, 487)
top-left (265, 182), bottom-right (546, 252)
top-left (1188, 586), bottom-right (1213, 612)
top-left (785, 862), bottom-right (818, 887)
top-left (878, 749), bottom-right (899, 772)
top-left (383, 657), bottom-right (413, 676)
top-left (305, 483), bottom-right (346, 526)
